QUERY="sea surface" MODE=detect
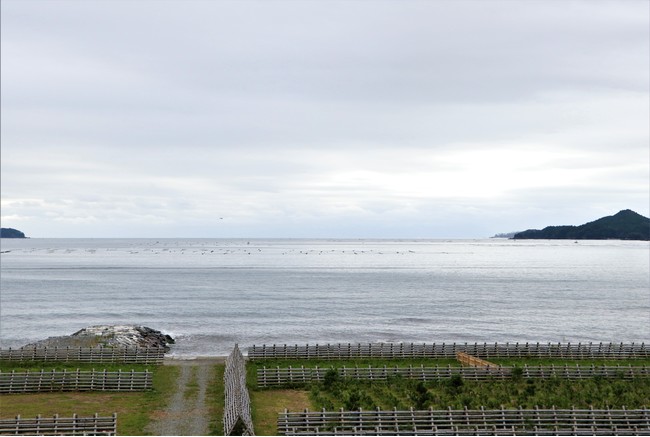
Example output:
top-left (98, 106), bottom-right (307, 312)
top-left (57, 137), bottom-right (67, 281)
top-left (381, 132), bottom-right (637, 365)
top-left (0, 238), bottom-right (648, 357)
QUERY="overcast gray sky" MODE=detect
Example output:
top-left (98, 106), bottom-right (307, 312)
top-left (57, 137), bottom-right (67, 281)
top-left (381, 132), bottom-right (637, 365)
top-left (1, 0), bottom-right (648, 238)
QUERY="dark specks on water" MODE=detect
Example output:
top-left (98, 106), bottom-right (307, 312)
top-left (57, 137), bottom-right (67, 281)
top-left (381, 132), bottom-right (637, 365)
top-left (1, 238), bottom-right (648, 357)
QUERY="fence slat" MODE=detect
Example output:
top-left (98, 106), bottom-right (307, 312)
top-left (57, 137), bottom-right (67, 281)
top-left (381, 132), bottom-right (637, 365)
top-left (0, 369), bottom-right (152, 393)
top-left (277, 408), bottom-right (650, 436)
top-left (223, 345), bottom-right (255, 436)
top-left (257, 365), bottom-right (650, 387)
top-left (248, 342), bottom-right (650, 361)
top-left (0, 347), bottom-right (165, 364)
top-left (0, 413), bottom-right (117, 436)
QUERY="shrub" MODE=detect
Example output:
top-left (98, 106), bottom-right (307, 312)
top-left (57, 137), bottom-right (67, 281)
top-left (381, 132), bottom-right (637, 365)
top-left (322, 368), bottom-right (340, 389)
top-left (411, 382), bottom-right (431, 409)
top-left (449, 374), bottom-right (464, 389)
top-left (344, 389), bottom-right (363, 410)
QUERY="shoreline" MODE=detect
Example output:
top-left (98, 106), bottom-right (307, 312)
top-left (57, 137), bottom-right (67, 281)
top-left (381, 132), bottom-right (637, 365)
top-left (163, 356), bottom-right (227, 365)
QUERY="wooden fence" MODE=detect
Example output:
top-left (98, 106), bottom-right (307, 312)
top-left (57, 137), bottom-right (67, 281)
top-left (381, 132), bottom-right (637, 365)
top-left (257, 364), bottom-right (650, 387)
top-left (224, 344), bottom-right (255, 436)
top-left (278, 407), bottom-right (650, 435)
top-left (0, 346), bottom-right (165, 364)
top-left (456, 352), bottom-right (498, 368)
top-left (0, 369), bottom-right (152, 393)
top-left (248, 342), bottom-right (649, 360)
top-left (0, 413), bottom-right (117, 436)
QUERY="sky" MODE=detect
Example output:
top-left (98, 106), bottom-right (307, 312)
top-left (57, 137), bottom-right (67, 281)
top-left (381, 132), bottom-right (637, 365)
top-left (1, 0), bottom-right (649, 238)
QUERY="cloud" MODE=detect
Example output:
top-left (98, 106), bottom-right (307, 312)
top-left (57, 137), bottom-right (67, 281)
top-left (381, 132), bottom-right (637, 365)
top-left (1, 0), bottom-right (648, 237)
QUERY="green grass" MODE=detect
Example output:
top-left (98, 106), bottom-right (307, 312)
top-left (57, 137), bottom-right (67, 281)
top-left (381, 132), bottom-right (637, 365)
top-left (207, 364), bottom-right (225, 436)
top-left (0, 361), bottom-right (229, 435)
top-left (488, 358), bottom-right (650, 367)
top-left (248, 358), bottom-right (460, 368)
top-left (250, 389), bottom-right (311, 436)
top-left (0, 360), bottom-right (154, 372)
top-left (183, 366), bottom-right (199, 400)
top-left (7, 356), bottom-right (643, 436)
top-left (247, 356), bottom-right (650, 435)
top-left (307, 375), bottom-right (650, 411)
top-left (131, 365), bottom-right (179, 435)
top-left (247, 358), bottom-right (460, 389)
top-left (0, 364), bottom-right (179, 436)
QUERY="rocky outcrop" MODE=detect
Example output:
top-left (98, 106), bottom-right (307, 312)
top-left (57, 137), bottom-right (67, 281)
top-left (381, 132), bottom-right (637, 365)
top-left (24, 325), bottom-right (175, 351)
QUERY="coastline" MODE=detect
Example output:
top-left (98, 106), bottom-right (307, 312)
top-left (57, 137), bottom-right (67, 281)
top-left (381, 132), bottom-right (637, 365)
top-left (163, 356), bottom-right (227, 365)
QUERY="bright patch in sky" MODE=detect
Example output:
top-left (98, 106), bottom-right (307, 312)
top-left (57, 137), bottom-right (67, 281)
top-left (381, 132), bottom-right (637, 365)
top-left (1, 0), bottom-right (648, 238)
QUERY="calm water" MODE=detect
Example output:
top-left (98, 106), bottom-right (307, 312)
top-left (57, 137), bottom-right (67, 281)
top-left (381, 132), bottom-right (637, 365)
top-left (0, 239), bottom-right (648, 356)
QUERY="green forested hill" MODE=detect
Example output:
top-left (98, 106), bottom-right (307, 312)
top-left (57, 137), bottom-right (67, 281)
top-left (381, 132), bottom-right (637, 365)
top-left (0, 228), bottom-right (26, 238)
top-left (513, 210), bottom-right (650, 241)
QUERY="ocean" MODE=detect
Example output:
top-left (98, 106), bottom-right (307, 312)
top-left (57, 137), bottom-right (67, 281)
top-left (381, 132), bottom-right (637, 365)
top-left (0, 238), bottom-right (648, 357)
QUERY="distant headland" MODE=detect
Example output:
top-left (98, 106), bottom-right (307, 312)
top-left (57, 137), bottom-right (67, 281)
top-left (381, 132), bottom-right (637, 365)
top-left (0, 228), bottom-right (26, 238)
top-left (513, 209), bottom-right (650, 241)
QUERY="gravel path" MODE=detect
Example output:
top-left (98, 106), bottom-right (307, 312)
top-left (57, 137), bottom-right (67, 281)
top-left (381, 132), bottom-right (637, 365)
top-left (146, 360), bottom-right (219, 436)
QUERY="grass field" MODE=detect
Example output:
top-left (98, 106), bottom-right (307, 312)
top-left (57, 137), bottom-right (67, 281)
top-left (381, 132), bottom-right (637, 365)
top-left (0, 364), bottom-right (179, 435)
top-left (250, 389), bottom-right (311, 435)
top-left (307, 374), bottom-right (650, 410)
top-left (488, 357), bottom-right (650, 366)
top-left (3, 356), bottom-right (648, 436)
top-left (1, 361), bottom-right (227, 436)
top-left (0, 360), bottom-right (155, 372)
top-left (207, 364), bottom-right (226, 436)
top-left (247, 357), bottom-right (650, 435)
top-left (247, 358), bottom-right (460, 389)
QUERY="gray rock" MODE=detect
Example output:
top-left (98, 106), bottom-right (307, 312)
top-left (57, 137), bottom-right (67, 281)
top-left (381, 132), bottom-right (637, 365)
top-left (24, 325), bottom-right (175, 351)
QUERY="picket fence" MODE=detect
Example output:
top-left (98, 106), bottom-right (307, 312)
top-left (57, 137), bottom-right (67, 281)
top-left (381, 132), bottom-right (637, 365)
top-left (248, 342), bottom-right (649, 360)
top-left (0, 346), bottom-right (165, 364)
top-left (278, 407), bottom-right (650, 436)
top-left (224, 345), bottom-right (255, 436)
top-left (258, 364), bottom-right (650, 387)
top-left (0, 369), bottom-right (152, 393)
top-left (0, 414), bottom-right (117, 436)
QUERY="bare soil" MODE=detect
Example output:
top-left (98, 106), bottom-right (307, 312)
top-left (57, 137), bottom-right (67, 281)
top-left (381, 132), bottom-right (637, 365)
top-left (145, 358), bottom-right (222, 436)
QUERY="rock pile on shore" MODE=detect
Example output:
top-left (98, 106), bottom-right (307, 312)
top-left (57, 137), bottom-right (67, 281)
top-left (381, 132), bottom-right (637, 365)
top-left (24, 325), bottom-right (175, 351)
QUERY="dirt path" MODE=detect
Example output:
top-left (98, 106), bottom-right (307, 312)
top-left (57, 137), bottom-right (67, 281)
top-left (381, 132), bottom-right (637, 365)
top-left (146, 359), bottom-right (222, 436)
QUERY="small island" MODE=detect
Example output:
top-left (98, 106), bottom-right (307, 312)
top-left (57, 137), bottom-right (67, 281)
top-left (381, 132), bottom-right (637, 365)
top-left (513, 209), bottom-right (650, 241)
top-left (0, 227), bottom-right (26, 238)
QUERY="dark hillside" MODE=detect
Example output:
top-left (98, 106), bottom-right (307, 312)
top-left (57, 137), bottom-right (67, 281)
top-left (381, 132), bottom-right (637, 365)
top-left (514, 210), bottom-right (649, 240)
top-left (0, 228), bottom-right (26, 238)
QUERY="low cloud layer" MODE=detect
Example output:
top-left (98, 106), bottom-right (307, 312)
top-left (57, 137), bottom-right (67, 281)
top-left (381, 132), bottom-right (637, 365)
top-left (2, 0), bottom-right (648, 238)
